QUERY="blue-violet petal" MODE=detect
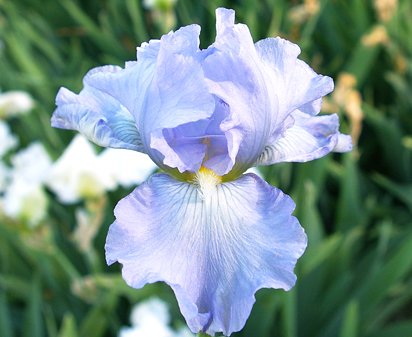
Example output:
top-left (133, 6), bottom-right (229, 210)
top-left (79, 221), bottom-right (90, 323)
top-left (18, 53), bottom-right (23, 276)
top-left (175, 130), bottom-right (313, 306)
top-left (256, 110), bottom-right (353, 165)
top-left (105, 173), bottom-right (307, 335)
top-left (52, 66), bottom-right (143, 151)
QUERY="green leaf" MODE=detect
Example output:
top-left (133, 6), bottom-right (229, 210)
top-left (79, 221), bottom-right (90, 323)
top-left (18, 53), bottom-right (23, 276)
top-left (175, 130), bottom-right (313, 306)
top-left (23, 274), bottom-right (43, 337)
top-left (339, 300), bottom-right (359, 337)
top-left (373, 174), bottom-right (412, 211)
top-left (79, 292), bottom-right (118, 337)
top-left (281, 290), bottom-right (297, 337)
top-left (335, 153), bottom-right (365, 232)
top-left (357, 231), bottom-right (412, 317)
top-left (301, 234), bottom-right (342, 275)
top-left (343, 34), bottom-right (381, 87)
top-left (0, 291), bottom-right (13, 337)
top-left (241, 289), bottom-right (281, 337)
top-left (59, 0), bottom-right (125, 59)
top-left (367, 321), bottom-right (412, 337)
top-left (58, 313), bottom-right (78, 337)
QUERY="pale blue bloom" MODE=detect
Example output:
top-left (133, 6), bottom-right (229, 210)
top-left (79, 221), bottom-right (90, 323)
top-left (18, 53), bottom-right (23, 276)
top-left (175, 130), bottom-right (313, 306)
top-left (51, 8), bottom-right (352, 336)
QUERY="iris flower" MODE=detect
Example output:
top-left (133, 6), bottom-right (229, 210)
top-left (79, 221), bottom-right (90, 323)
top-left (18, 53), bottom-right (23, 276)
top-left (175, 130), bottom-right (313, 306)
top-left (51, 8), bottom-right (352, 336)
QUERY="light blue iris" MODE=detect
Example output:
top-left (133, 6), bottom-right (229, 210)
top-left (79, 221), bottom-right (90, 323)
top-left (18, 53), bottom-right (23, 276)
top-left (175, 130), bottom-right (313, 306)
top-left (52, 8), bottom-right (352, 336)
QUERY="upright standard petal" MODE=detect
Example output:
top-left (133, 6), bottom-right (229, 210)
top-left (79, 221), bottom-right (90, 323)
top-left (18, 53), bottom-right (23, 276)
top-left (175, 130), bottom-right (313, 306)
top-left (254, 37), bottom-right (334, 121)
top-left (201, 9), bottom-right (346, 177)
top-left (106, 173), bottom-right (307, 336)
top-left (252, 36), bottom-right (352, 163)
top-left (202, 8), bottom-right (272, 176)
top-left (141, 25), bottom-right (215, 172)
top-left (66, 25), bottom-right (216, 174)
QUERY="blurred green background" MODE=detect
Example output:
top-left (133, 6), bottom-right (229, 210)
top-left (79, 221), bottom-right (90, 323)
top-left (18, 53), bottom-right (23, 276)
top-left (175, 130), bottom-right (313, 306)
top-left (0, 0), bottom-right (411, 336)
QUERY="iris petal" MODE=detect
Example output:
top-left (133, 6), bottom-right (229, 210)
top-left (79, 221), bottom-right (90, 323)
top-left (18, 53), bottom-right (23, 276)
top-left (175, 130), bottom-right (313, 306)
top-left (151, 119), bottom-right (209, 173)
top-left (255, 37), bottom-right (334, 121)
top-left (251, 36), bottom-right (352, 165)
top-left (256, 110), bottom-right (353, 165)
top-left (202, 9), bottom-right (271, 175)
top-left (105, 173), bottom-right (307, 336)
top-left (91, 25), bottom-right (216, 173)
top-left (81, 62), bottom-right (155, 132)
top-left (201, 9), bottom-right (341, 176)
top-left (143, 25), bottom-right (215, 172)
top-left (52, 67), bottom-right (143, 151)
top-left (53, 25), bottom-right (215, 173)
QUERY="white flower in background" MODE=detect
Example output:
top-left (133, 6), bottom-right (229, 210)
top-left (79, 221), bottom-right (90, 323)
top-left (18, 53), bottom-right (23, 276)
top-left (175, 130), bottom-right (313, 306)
top-left (142, 0), bottom-right (177, 32)
top-left (143, 0), bottom-right (177, 10)
top-left (119, 298), bottom-right (194, 337)
top-left (0, 120), bottom-right (17, 158)
top-left (142, 0), bottom-right (155, 8)
top-left (46, 134), bottom-right (114, 204)
top-left (99, 148), bottom-right (156, 188)
top-left (47, 135), bottom-right (157, 204)
top-left (130, 297), bottom-right (170, 329)
top-left (174, 328), bottom-right (195, 337)
top-left (2, 178), bottom-right (48, 227)
top-left (0, 90), bottom-right (34, 118)
top-left (2, 143), bottom-right (51, 227)
top-left (0, 162), bottom-right (9, 193)
top-left (245, 166), bottom-right (263, 178)
top-left (11, 142), bottom-right (52, 183)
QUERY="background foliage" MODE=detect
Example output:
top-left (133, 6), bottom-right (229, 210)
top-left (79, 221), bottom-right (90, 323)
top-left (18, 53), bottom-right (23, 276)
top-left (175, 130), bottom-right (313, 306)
top-left (0, 0), bottom-right (411, 336)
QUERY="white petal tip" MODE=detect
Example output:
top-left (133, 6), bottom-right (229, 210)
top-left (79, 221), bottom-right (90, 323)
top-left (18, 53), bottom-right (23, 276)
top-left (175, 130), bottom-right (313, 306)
top-left (334, 134), bottom-right (353, 152)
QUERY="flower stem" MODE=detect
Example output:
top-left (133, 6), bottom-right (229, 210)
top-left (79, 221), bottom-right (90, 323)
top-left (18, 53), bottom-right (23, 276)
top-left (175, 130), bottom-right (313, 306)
top-left (197, 333), bottom-right (211, 337)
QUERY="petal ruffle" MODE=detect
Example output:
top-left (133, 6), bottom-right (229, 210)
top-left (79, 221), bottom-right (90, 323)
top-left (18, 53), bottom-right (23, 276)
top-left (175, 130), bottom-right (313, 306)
top-left (154, 98), bottom-right (236, 175)
top-left (81, 63), bottom-right (154, 133)
top-left (254, 37), bottom-right (334, 120)
top-left (94, 25), bottom-right (215, 174)
top-left (143, 25), bottom-right (215, 172)
top-left (201, 9), bottom-right (336, 177)
top-left (256, 110), bottom-right (353, 165)
top-left (105, 173), bottom-right (307, 336)
top-left (69, 25), bottom-right (215, 173)
top-left (52, 66), bottom-right (143, 152)
top-left (202, 9), bottom-right (271, 175)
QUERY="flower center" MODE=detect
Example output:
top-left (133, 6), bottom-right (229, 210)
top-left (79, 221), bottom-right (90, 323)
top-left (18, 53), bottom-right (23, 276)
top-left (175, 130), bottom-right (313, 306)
top-left (193, 166), bottom-right (222, 199)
